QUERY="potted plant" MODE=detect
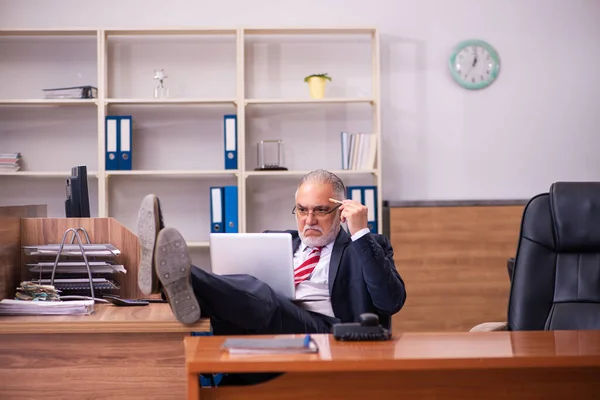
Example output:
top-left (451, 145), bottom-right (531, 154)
top-left (304, 73), bottom-right (332, 99)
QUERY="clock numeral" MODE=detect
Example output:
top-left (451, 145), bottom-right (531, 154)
top-left (471, 77), bottom-right (476, 83)
top-left (480, 75), bottom-right (484, 81)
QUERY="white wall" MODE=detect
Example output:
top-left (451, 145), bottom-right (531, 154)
top-left (1, 0), bottom-right (599, 201)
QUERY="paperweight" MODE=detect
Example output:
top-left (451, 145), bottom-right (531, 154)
top-left (255, 139), bottom-right (288, 171)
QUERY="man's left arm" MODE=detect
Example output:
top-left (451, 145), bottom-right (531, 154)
top-left (339, 199), bottom-right (407, 315)
top-left (349, 229), bottom-right (406, 315)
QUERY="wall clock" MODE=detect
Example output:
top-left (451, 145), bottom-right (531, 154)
top-left (448, 39), bottom-right (500, 90)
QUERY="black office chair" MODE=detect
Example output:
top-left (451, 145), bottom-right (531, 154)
top-left (472, 182), bottom-right (600, 332)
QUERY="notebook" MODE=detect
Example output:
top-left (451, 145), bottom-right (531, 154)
top-left (221, 336), bottom-right (318, 355)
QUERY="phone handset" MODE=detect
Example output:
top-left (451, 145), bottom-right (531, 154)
top-left (332, 313), bottom-right (392, 341)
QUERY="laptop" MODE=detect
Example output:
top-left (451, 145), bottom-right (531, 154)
top-left (209, 232), bottom-right (296, 299)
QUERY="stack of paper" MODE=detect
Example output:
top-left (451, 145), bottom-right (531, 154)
top-left (0, 299), bottom-right (94, 316)
top-left (22, 243), bottom-right (121, 257)
top-left (14, 281), bottom-right (60, 301)
top-left (27, 261), bottom-right (127, 274)
top-left (0, 153), bottom-right (21, 172)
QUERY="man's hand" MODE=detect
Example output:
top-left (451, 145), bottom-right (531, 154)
top-left (339, 199), bottom-right (369, 235)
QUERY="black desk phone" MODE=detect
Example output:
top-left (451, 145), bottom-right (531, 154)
top-left (332, 313), bottom-right (391, 341)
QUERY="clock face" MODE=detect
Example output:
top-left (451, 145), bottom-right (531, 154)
top-left (449, 40), bottom-right (500, 90)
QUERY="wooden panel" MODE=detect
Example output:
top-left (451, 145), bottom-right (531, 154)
top-left (0, 217), bottom-right (21, 300)
top-left (198, 369), bottom-right (600, 400)
top-left (109, 217), bottom-right (144, 299)
top-left (0, 303), bottom-right (210, 334)
top-left (0, 204), bottom-right (46, 218)
top-left (390, 205), bottom-right (524, 332)
top-left (20, 217), bottom-right (111, 247)
top-left (0, 332), bottom-right (190, 400)
top-left (0, 205), bottom-right (47, 299)
top-left (20, 217), bottom-right (143, 298)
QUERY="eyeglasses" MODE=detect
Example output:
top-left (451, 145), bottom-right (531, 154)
top-left (292, 203), bottom-right (342, 218)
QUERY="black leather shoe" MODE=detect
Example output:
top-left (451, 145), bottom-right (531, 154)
top-left (155, 227), bottom-right (201, 324)
top-left (136, 194), bottom-right (163, 295)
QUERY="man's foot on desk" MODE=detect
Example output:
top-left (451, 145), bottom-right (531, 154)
top-left (136, 194), bottom-right (164, 296)
top-left (155, 227), bottom-right (201, 324)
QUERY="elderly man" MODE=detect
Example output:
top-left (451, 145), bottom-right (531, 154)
top-left (137, 169), bottom-right (406, 335)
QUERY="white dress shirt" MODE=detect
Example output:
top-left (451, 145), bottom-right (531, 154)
top-left (294, 227), bottom-right (371, 318)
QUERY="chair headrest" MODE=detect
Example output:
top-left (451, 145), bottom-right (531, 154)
top-left (550, 182), bottom-right (600, 252)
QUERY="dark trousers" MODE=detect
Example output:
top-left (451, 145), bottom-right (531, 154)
top-left (190, 266), bottom-right (339, 385)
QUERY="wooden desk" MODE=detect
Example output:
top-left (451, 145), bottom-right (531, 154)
top-left (0, 303), bottom-right (210, 334)
top-left (184, 331), bottom-right (600, 400)
top-left (0, 304), bottom-right (210, 400)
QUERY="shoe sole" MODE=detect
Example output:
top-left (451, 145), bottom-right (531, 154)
top-left (155, 227), bottom-right (201, 324)
top-left (137, 194), bottom-right (160, 296)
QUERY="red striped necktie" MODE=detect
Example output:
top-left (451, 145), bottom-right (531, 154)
top-left (294, 246), bottom-right (323, 285)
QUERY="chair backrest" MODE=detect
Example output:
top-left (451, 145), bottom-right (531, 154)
top-left (508, 182), bottom-right (600, 331)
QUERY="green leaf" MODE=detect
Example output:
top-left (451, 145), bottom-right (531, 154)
top-left (304, 73), bottom-right (332, 82)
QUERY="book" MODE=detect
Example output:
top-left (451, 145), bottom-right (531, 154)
top-left (42, 85), bottom-right (98, 99)
top-left (221, 335), bottom-right (318, 355)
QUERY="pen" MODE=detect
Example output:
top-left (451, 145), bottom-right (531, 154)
top-left (328, 198), bottom-right (343, 205)
top-left (303, 334), bottom-right (311, 347)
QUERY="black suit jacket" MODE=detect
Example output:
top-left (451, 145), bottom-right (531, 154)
top-left (270, 228), bottom-right (406, 330)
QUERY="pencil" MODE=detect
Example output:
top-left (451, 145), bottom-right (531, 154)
top-left (328, 198), bottom-right (343, 204)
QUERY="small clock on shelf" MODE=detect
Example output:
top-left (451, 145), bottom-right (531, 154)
top-left (448, 39), bottom-right (500, 90)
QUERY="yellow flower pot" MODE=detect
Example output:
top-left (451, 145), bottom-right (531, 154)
top-left (307, 76), bottom-right (328, 99)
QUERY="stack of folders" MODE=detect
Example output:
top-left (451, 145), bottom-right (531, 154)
top-left (347, 185), bottom-right (378, 234)
top-left (0, 152), bottom-right (21, 172)
top-left (42, 85), bottom-right (98, 99)
top-left (340, 132), bottom-right (377, 170)
top-left (105, 116), bottom-right (132, 171)
top-left (210, 186), bottom-right (238, 233)
top-left (0, 299), bottom-right (94, 316)
top-left (223, 114), bottom-right (238, 170)
top-left (221, 335), bottom-right (318, 355)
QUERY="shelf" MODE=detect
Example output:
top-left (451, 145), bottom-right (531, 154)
top-left (187, 241), bottom-right (210, 249)
top-left (244, 28), bottom-right (376, 35)
top-left (105, 29), bottom-right (237, 36)
top-left (0, 171), bottom-right (99, 178)
top-left (0, 99), bottom-right (96, 106)
top-left (245, 98), bottom-right (374, 105)
top-left (105, 98), bottom-right (236, 106)
top-left (245, 169), bottom-right (377, 177)
top-left (0, 29), bottom-right (97, 36)
top-left (1, 27), bottom-right (381, 234)
top-left (105, 170), bottom-right (239, 178)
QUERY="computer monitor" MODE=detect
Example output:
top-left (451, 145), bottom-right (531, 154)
top-left (65, 165), bottom-right (90, 218)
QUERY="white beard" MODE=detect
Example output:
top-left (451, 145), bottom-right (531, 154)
top-left (300, 215), bottom-right (341, 247)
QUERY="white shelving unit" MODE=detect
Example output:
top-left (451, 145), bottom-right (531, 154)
top-left (0, 27), bottom-right (382, 265)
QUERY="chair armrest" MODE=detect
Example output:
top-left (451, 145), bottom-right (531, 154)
top-left (507, 257), bottom-right (515, 283)
top-left (469, 322), bottom-right (508, 332)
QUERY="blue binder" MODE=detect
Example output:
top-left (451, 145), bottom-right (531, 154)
top-left (105, 116), bottom-right (119, 171)
top-left (347, 185), bottom-right (378, 233)
top-left (223, 114), bottom-right (237, 170)
top-left (210, 187), bottom-right (224, 233)
top-left (118, 116), bottom-right (132, 170)
top-left (223, 186), bottom-right (238, 233)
